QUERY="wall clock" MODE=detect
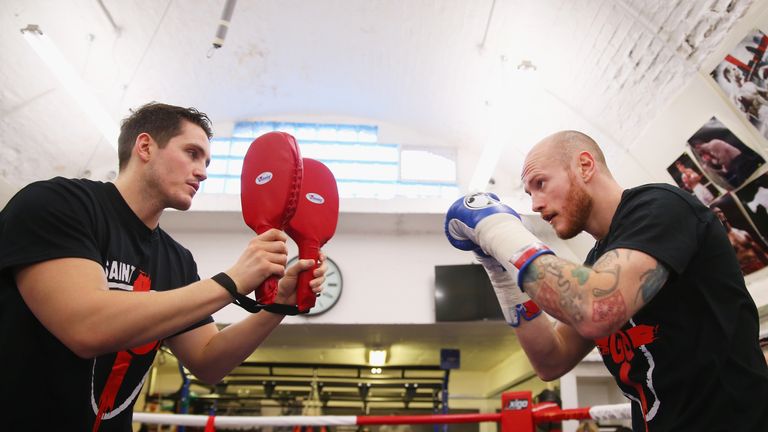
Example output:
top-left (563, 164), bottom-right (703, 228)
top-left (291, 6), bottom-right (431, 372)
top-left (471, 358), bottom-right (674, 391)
top-left (288, 255), bottom-right (342, 316)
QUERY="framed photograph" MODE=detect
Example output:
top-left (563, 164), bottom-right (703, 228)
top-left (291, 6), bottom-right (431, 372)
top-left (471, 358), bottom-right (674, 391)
top-left (710, 193), bottom-right (768, 275)
top-left (735, 172), bottom-right (768, 243)
top-left (710, 29), bottom-right (768, 140)
top-left (686, 117), bottom-right (764, 190)
top-left (666, 153), bottom-right (720, 205)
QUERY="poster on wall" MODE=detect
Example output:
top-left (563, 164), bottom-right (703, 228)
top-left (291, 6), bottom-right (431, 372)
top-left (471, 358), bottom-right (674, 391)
top-left (666, 153), bottom-right (720, 205)
top-left (710, 193), bottom-right (768, 275)
top-left (710, 29), bottom-right (768, 141)
top-left (735, 172), bottom-right (768, 243)
top-left (686, 117), bottom-right (764, 190)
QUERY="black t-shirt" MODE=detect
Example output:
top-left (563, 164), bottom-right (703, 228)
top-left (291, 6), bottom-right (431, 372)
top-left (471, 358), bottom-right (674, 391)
top-left (585, 184), bottom-right (768, 431)
top-left (0, 178), bottom-right (213, 431)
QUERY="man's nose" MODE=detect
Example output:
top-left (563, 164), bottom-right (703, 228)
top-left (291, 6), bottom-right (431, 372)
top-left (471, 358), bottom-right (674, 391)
top-left (194, 163), bottom-right (208, 182)
top-left (531, 194), bottom-right (544, 213)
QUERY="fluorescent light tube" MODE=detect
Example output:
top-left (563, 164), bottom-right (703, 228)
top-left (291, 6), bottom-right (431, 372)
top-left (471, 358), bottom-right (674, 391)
top-left (21, 24), bottom-right (119, 149)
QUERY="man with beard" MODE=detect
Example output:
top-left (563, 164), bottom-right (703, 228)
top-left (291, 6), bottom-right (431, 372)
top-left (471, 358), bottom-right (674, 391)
top-left (445, 131), bottom-right (768, 431)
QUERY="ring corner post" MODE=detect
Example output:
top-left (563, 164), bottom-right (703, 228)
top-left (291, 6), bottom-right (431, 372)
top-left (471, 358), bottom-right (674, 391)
top-left (500, 391), bottom-right (534, 432)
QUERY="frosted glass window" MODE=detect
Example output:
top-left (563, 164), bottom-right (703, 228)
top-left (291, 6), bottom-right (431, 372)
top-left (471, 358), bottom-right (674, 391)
top-left (358, 127), bottom-right (378, 143)
top-left (232, 123), bottom-right (253, 138)
top-left (316, 127), bottom-right (338, 141)
top-left (336, 181), bottom-right (396, 199)
top-left (227, 159), bottom-right (243, 176)
top-left (253, 124), bottom-right (274, 137)
top-left (200, 121), bottom-right (457, 199)
top-left (336, 127), bottom-right (358, 142)
top-left (210, 139), bottom-right (231, 156)
top-left (230, 139), bottom-right (250, 157)
top-left (207, 158), bottom-right (228, 175)
top-left (325, 161), bottom-right (398, 182)
top-left (295, 124), bottom-right (319, 140)
top-left (224, 179), bottom-right (240, 195)
top-left (300, 142), bottom-right (398, 162)
top-left (401, 148), bottom-right (457, 182)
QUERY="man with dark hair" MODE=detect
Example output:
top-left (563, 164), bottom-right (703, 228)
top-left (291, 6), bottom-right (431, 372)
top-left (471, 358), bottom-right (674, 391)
top-left (117, 102), bottom-right (215, 170)
top-left (446, 130), bottom-right (768, 431)
top-left (0, 102), bottom-right (327, 431)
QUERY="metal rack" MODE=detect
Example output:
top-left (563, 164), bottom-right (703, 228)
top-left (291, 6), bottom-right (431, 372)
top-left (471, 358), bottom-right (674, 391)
top-left (168, 361), bottom-right (451, 416)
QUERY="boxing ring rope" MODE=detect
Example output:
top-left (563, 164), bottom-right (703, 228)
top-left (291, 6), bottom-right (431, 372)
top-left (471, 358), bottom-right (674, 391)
top-left (133, 391), bottom-right (631, 431)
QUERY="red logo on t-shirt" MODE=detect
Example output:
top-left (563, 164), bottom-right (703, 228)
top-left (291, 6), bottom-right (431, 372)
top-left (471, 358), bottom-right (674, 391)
top-left (92, 270), bottom-right (160, 431)
top-left (595, 324), bottom-right (659, 432)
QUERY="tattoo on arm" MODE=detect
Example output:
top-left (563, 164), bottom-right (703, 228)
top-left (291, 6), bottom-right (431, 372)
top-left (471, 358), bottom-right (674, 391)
top-left (593, 291), bottom-right (626, 326)
top-left (572, 267), bottom-right (590, 285)
top-left (635, 264), bottom-right (669, 305)
top-left (529, 250), bottom-right (622, 326)
top-left (523, 249), bottom-right (668, 333)
top-left (523, 255), bottom-right (586, 324)
top-left (588, 250), bottom-right (621, 297)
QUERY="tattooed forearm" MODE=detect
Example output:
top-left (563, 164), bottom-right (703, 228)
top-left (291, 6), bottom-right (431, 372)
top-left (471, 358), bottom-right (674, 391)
top-left (635, 264), bottom-right (668, 305)
top-left (521, 248), bottom-right (665, 336)
top-left (522, 252), bottom-right (627, 328)
top-left (523, 255), bottom-right (586, 324)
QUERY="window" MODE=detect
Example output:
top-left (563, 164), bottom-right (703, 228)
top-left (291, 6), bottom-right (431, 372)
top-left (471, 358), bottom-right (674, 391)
top-left (200, 121), bottom-right (458, 199)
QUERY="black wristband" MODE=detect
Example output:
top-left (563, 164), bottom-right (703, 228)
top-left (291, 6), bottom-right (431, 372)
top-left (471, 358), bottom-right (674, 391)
top-left (212, 272), bottom-right (238, 299)
top-left (211, 273), bottom-right (300, 315)
top-left (212, 273), bottom-right (261, 313)
top-left (264, 303), bottom-right (300, 316)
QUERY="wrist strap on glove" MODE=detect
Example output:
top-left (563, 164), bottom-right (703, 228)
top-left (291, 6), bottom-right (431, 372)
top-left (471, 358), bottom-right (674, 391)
top-left (212, 272), bottom-right (300, 315)
top-left (508, 300), bottom-right (543, 327)
top-left (511, 243), bottom-right (555, 289)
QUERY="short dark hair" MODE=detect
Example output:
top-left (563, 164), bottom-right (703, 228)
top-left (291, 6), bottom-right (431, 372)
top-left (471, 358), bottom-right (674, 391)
top-left (117, 102), bottom-right (213, 170)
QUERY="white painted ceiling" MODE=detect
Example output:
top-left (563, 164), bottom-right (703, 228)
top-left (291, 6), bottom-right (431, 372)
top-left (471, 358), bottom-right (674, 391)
top-left (0, 0), bottom-right (758, 199)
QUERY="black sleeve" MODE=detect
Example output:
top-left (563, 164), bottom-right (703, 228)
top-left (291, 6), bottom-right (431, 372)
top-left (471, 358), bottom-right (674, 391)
top-left (602, 188), bottom-right (702, 275)
top-left (0, 181), bottom-right (101, 272)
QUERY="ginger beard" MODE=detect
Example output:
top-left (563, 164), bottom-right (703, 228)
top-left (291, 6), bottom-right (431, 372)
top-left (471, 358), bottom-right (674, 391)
top-left (554, 170), bottom-right (592, 239)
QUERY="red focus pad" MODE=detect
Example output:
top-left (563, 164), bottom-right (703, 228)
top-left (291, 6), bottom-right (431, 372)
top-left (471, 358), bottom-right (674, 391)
top-left (286, 158), bottom-right (340, 312)
top-left (241, 131), bottom-right (303, 305)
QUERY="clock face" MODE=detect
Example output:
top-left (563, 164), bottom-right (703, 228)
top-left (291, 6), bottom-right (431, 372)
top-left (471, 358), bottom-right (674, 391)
top-left (288, 256), bottom-right (342, 316)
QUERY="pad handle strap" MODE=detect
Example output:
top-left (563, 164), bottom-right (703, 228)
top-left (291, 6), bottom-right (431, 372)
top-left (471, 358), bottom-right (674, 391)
top-left (212, 272), bottom-right (299, 315)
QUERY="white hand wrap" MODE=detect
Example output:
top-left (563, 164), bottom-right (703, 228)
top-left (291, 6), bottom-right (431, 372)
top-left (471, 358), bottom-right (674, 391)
top-left (474, 213), bottom-right (554, 287)
top-left (475, 253), bottom-right (541, 327)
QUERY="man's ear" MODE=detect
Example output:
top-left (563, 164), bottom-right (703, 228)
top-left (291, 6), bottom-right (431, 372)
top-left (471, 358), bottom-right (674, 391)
top-left (577, 151), bottom-right (596, 182)
top-left (135, 133), bottom-right (154, 163)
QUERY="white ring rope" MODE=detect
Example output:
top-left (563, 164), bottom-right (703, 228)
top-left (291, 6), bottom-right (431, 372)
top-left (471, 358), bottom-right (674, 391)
top-left (133, 413), bottom-right (358, 427)
top-left (133, 403), bottom-right (633, 428)
top-left (588, 403), bottom-right (632, 421)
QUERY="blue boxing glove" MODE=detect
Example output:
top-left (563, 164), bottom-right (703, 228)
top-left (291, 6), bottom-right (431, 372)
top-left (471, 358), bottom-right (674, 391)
top-left (444, 192), bottom-right (520, 250)
top-left (445, 192), bottom-right (554, 287)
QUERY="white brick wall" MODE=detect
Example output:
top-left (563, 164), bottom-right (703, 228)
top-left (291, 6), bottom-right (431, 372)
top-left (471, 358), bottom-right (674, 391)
top-left (537, 0), bottom-right (753, 150)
